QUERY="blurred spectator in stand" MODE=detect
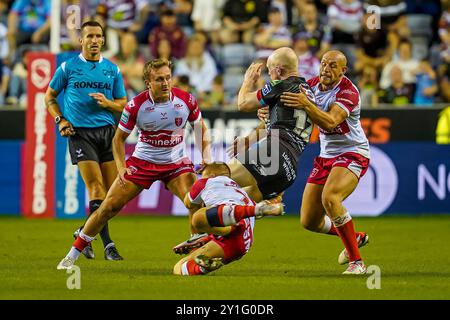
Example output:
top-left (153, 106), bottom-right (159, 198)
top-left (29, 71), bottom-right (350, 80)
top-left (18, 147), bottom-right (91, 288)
top-left (358, 65), bottom-right (379, 107)
top-left (327, 0), bottom-right (363, 44)
top-left (438, 52), bottom-right (450, 102)
top-left (7, 0), bottom-right (51, 63)
top-left (292, 2), bottom-right (331, 59)
top-left (354, 13), bottom-right (391, 75)
top-left (439, 2), bottom-right (450, 53)
top-left (155, 38), bottom-right (174, 61)
top-left (111, 32), bottom-right (145, 98)
top-left (148, 8), bottom-right (187, 59)
top-left (293, 32), bottom-right (320, 80)
top-left (173, 74), bottom-right (193, 93)
top-left (174, 33), bottom-right (218, 94)
top-left (220, 0), bottom-right (268, 44)
top-left (200, 74), bottom-right (225, 109)
top-left (6, 48), bottom-right (28, 107)
top-left (0, 0), bottom-right (11, 24)
top-left (0, 59), bottom-right (10, 106)
top-left (271, 0), bottom-right (293, 26)
top-left (380, 39), bottom-right (419, 90)
top-left (191, 0), bottom-right (226, 44)
top-left (379, 65), bottom-right (415, 106)
top-left (436, 105), bottom-right (450, 144)
top-left (254, 6), bottom-right (292, 61)
top-left (96, 0), bottom-right (148, 34)
top-left (171, 0), bottom-right (193, 31)
top-left (413, 59), bottom-right (438, 106)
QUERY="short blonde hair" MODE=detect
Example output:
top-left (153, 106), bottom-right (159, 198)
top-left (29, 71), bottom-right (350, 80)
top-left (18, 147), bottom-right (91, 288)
top-left (143, 58), bottom-right (172, 81)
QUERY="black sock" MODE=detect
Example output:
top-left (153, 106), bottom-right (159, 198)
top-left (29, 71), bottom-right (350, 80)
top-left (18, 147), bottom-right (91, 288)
top-left (89, 199), bottom-right (113, 248)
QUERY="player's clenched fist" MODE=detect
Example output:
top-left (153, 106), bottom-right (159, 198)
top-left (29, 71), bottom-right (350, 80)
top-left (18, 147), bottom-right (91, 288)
top-left (58, 119), bottom-right (75, 137)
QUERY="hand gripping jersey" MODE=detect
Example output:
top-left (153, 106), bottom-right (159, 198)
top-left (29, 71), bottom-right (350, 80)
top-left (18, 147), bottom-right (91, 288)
top-left (118, 88), bottom-right (201, 164)
top-left (256, 76), bottom-right (315, 155)
top-left (307, 76), bottom-right (370, 159)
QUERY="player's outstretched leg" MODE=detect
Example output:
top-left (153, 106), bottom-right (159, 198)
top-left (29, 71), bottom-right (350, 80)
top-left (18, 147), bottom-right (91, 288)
top-left (57, 178), bottom-right (143, 269)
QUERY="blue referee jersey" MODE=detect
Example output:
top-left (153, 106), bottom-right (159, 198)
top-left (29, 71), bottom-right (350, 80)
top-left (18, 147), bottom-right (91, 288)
top-left (49, 53), bottom-right (127, 128)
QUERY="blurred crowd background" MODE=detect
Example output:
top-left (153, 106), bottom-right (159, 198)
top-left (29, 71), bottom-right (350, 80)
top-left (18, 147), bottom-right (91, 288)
top-left (0, 0), bottom-right (449, 110)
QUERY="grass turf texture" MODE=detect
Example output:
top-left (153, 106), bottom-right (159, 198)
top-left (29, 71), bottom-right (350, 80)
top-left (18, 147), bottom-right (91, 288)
top-left (0, 215), bottom-right (449, 300)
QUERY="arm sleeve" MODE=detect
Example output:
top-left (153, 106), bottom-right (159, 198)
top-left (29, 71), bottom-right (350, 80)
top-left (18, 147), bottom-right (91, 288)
top-left (187, 93), bottom-right (201, 124)
top-left (118, 99), bottom-right (138, 133)
top-left (48, 64), bottom-right (68, 94)
top-left (334, 87), bottom-right (360, 116)
top-left (113, 67), bottom-right (127, 99)
top-left (256, 82), bottom-right (274, 107)
top-left (188, 178), bottom-right (208, 204)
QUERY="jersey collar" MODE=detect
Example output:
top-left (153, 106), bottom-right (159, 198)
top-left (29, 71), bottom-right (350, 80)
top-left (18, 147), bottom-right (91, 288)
top-left (78, 53), bottom-right (104, 63)
top-left (147, 89), bottom-right (174, 105)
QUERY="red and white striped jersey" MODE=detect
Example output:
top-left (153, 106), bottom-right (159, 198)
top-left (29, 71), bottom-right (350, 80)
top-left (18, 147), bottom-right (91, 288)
top-left (118, 88), bottom-right (201, 164)
top-left (307, 76), bottom-right (370, 159)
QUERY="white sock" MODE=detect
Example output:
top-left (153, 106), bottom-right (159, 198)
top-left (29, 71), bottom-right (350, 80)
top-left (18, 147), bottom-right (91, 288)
top-left (320, 215), bottom-right (333, 234)
top-left (79, 230), bottom-right (96, 242)
top-left (221, 205), bottom-right (237, 226)
top-left (332, 212), bottom-right (352, 228)
top-left (67, 247), bottom-right (81, 260)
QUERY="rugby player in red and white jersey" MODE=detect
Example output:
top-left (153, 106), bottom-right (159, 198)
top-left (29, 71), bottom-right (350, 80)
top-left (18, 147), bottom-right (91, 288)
top-left (57, 58), bottom-right (212, 269)
top-left (280, 50), bottom-right (370, 274)
top-left (173, 162), bottom-right (284, 276)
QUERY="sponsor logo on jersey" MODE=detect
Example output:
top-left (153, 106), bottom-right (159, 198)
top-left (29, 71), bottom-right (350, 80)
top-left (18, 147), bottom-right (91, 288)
top-left (140, 132), bottom-right (183, 147)
top-left (120, 110), bottom-right (130, 124)
top-left (262, 83), bottom-right (272, 96)
top-left (102, 69), bottom-right (115, 77)
top-left (73, 81), bottom-right (111, 90)
top-left (340, 89), bottom-right (356, 96)
top-left (174, 103), bottom-right (183, 109)
top-left (128, 166), bottom-right (138, 175)
top-left (175, 117), bottom-right (183, 126)
top-left (145, 106), bottom-right (155, 112)
top-left (160, 112), bottom-right (168, 120)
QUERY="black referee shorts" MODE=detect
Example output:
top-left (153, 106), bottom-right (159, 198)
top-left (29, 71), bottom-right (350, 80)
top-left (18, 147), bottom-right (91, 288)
top-left (68, 125), bottom-right (116, 165)
top-left (236, 135), bottom-right (302, 200)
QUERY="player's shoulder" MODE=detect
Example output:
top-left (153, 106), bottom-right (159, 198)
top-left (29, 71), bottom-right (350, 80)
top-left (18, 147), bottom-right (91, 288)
top-left (337, 76), bottom-right (359, 95)
top-left (129, 90), bottom-right (150, 108)
top-left (59, 55), bottom-right (81, 72)
top-left (307, 76), bottom-right (320, 88)
top-left (101, 57), bottom-right (121, 72)
top-left (172, 87), bottom-right (197, 106)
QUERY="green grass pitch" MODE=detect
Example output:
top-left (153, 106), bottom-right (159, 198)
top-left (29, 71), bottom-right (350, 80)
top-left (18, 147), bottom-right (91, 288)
top-left (1, 215), bottom-right (449, 300)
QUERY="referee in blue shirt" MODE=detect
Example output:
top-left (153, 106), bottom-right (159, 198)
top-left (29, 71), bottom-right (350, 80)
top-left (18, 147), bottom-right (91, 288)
top-left (45, 21), bottom-right (127, 261)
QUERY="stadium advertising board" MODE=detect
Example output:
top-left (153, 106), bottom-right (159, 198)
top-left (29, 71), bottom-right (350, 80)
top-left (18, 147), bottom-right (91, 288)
top-left (22, 53), bottom-right (56, 218)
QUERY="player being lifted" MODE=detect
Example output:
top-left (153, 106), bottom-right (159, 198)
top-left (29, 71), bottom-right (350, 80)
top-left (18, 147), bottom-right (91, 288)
top-left (45, 21), bottom-right (127, 261)
top-left (280, 50), bottom-right (370, 274)
top-left (57, 58), bottom-right (211, 270)
top-left (173, 162), bottom-right (284, 276)
top-left (173, 47), bottom-right (315, 253)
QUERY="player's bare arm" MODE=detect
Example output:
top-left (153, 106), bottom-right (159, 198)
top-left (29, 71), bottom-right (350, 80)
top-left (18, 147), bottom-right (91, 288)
top-left (112, 128), bottom-right (132, 185)
top-left (237, 62), bottom-right (263, 112)
top-left (280, 92), bottom-right (347, 132)
top-left (192, 118), bottom-right (212, 164)
top-left (183, 193), bottom-right (203, 210)
top-left (89, 93), bottom-right (127, 113)
top-left (44, 87), bottom-right (75, 137)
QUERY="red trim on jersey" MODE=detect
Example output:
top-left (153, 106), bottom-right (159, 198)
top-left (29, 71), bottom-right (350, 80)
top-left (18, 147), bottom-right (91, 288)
top-left (335, 77), bottom-right (359, 113)
top-left (119, 90), bottom-right (149, 132)
top-left (189, 178), bottom-right (209, 204)
top-left (307, 76), bottom-right (320, 88)
top-left (172, 87), bottom-right (201, 123)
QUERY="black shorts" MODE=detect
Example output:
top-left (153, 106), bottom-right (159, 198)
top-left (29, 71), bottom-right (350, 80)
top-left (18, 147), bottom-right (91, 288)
top-left (68, 125), bottom-right (116, 165)
top-left (236, 135), bottom-right (302, 199)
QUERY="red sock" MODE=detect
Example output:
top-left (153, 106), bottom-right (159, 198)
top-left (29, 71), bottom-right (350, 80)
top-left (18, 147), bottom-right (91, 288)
top-left (182, 260), bottom-right (206, 275)
top-left (230, 205), bottom-right (255, 221)
top-left (328, 224), bottom-right (338, 236)
top-left (73, 236), bottom-right (90, 252)
top-left (334, 214), bottom-right (361, 262)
